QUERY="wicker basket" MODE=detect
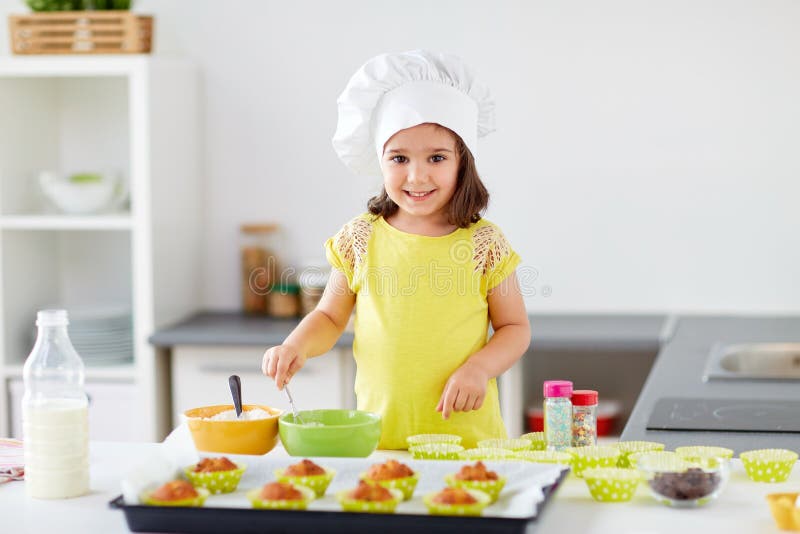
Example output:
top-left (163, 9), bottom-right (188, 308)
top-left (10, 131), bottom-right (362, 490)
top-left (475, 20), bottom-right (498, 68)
top-left (8, 11), bottom-right (153, 54)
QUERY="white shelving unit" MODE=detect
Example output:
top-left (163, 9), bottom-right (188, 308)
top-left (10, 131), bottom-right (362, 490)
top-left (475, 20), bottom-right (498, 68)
top-left (0, 55), bottom-right (201, 442)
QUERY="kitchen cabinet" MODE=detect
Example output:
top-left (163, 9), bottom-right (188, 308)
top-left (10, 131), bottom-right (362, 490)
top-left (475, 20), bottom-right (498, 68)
top-left (0, 56), bottom-right (201, 441)
top-left (170, 346), bottom-right (355, 426)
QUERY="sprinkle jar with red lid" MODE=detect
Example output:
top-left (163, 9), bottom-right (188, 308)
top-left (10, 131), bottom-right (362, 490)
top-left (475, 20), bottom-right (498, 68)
top-left (571, 390), bottom-right (598, 447)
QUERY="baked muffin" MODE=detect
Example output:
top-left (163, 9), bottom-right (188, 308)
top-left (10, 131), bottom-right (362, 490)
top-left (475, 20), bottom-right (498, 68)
top-left (184, 456), bottom-right (246, 494)
top-left (274, 459), bottom-right (335, 497)
top-left (444, 461), bottom-right (506, 503)
top-left (336, 480), bottom-right (404, 513)
top-left (141, 480), bottom-right (209, 507)
top-left (247, 481), bottom-right (316, 510)
top-left (423, 486), bottom-right (491, 516)
top-left (359, 459), bottom-right (418, 500)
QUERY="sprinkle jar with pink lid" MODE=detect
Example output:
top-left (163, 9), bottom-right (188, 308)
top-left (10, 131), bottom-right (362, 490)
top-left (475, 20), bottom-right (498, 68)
top-left (543, 380), bottom-right (573, 451)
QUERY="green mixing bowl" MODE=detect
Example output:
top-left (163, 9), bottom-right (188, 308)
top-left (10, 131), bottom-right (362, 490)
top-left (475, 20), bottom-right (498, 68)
top-left (278, 409), bottom-right (381, 457)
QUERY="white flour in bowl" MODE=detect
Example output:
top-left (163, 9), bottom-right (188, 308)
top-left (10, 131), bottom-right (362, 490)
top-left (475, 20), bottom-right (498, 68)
top-left (205, 409), bottom-right (274, 421)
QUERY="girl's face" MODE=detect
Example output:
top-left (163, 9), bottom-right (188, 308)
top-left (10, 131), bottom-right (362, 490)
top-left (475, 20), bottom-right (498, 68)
top-left (380, 123), bottom-right (459, 224)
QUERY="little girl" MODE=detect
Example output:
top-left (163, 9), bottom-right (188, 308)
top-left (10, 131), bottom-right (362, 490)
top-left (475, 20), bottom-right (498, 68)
top-left (263, 50), bottom-right (531, 449)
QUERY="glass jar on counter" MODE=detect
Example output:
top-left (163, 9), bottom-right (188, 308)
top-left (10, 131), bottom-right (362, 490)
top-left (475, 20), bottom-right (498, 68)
top-left (571, 389), bottom-right (598, 447)
top-left (268, 283), bottom-right (300, 318)
top-left (298, 265), bottom-right (330, 316)
top-left (240, 223), bottom-right (279, 314)
top-left (543, 380), bottom-right (573, 451)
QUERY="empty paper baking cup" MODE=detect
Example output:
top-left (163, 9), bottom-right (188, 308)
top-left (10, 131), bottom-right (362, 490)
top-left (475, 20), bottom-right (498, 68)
top-left (515, 451), bottom-right (573, 465)
top-left (336, 488), bottom-right (404, 514)
top-left (457, 448), bottom-right (516, 461)
top-left (477, 438), bottom-right (532, 452)
top-left (520, 432), bottom-right (547, 451)
top-left (582, 467), bottom-right (642, 503)
top-left (359, 472), bottom-right (419, 501)
top-left (740, 449), bottom-right (798, 483)
top-left (444, 473), bottom-right (507, 503)
top-left (423, 488), bottom-right (492, 516)
top-left (766, 493), bottom-right (800, 531)
top-left (675, 446), bottom-right (734, 462)
top-left (406, 434), bottom-right (462, 447)
top-left (248, 485), bottom-right (316, 510)
top-left (568, 446), bottom-right (621, 477)
top-left (274, 467), bottom-right (336, 497)
top-left (409, 443), bottom-right (464, 460)
top-left (615, 441), bottom-right (665, 468)
top-left (184, 463), bottom-right (246, 494)
top-left (628, 451), bottom-right (679, 469)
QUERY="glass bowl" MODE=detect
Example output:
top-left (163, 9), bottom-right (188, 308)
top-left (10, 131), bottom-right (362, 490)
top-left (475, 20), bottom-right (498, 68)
top-left (638, 454), bottom-right (729, 508)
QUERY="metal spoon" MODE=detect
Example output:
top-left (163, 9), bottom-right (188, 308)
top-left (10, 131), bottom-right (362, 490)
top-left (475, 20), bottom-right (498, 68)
top-left (283, 384), bottom-right (304, 424)
top-left (228, 375), bottom-right (243, 418)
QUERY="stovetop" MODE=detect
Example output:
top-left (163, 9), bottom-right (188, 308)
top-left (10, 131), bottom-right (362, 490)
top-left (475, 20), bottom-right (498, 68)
top-left (647, 397), bottom-right (800, 433)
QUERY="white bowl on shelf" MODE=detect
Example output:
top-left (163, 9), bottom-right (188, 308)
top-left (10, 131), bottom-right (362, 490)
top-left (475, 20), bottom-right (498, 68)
top-left (39, 171), bottom-right (128, 215)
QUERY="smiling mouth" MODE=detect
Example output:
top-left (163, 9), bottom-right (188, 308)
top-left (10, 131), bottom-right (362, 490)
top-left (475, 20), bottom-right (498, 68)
top-left (404, 190), bottom-right (435, 199)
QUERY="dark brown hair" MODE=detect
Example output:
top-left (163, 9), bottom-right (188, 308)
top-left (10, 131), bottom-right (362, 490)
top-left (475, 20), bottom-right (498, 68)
top-left (367, 126), bottom-right (489, 228)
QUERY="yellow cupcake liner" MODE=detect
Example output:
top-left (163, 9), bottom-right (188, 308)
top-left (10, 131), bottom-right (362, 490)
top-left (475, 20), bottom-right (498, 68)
top-left (336, 488), bottom-right (404, 513)
top-left (614, 441), bottom-right (665, 468)
top-left (359, 473), bottom-right (419, 500)
top-left (184, 463), bottom-right (246, 494)
top-left (675, 446), bottom-right (734, 462)
top-left (247, 485), bottom-right (316, 510)
top-left (423, 488), bottom-right (491, 516)
top-left (406, 434), bottom-right (462, 447)
top-left (409, 443), bottom-right (464, 460)
top-left (141, 487), bottom-right (210, 507)
top-left (457, 448), bottom-right (516, 461)
top-left (568, 446), bottom-right (620, 477)
top-left (740, 449), bottom-right (798, 483)
top-left (582, 467), bottom-right (641, 503)
top-left (515, 450), bottom-right (572, 465)
top-left (444, 473), bottom-right (506, 503)
top-left (520, 432), bottom-right (547, 451)
top-left (275, 467), bottom-right (335, 497)
top-left (766, 493), bottom-right (800, 531)
top-left (477, 438), bottom-right (532, 452)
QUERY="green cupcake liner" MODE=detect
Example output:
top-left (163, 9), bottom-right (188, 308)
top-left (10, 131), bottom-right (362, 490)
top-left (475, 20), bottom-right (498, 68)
top-left (406, 434), bottom-right (462, 447)
top-left (247, 485), bottom-right (315, 510)
top-left (458, 448), bottom-right (516, 461)
top-left (628, 451), bottom-right (679, 469)
top-left (274, 467), bottom-right (335, 497)
top-left (184, 463), bottom-right (246, 494)
top-left (740, 449), bottom-right (798, 483)
top-left (520, 432), bottom-right (547, 451)
top-left (141, 487), bottom-right (209, 507)
top-left (582, 468), bottom-right (641, 503)
top-left (360, 473), bottom-right (419, 500)
top-left (675, 446), bottom-right (734, 462)
top-left (336, 488), bottom-right (403, 513)
top-left (615, 441), bottom-right (665, 468)
top-left (409, 443), bottom-right (464, 460)
top-left (477, 438), bottom-right (532, 452)
top-left (515, 450), bottom-right (573, 464)
top-left (568, 446), bottom-right (621, 477)
top-left (424, 488), bottom-right (491, 516)
top-left (444, 473), bottom-right (506, 503)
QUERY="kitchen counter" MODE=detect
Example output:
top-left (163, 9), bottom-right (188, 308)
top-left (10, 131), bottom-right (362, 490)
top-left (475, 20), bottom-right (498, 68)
top-left (2, 441), bottom-right (795, 533)
top-left (622, 316), bottom-right (800, 452)
top-left (149, 311), bottom-right (670, 351)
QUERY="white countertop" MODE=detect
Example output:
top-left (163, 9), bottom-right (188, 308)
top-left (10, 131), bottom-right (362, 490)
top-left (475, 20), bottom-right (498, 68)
top-left (1, 441), bottom-right (797, 533)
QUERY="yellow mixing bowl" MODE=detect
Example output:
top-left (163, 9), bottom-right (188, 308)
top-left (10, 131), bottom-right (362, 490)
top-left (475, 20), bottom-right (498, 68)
top-left (184, 404), bottom-right (282, 455)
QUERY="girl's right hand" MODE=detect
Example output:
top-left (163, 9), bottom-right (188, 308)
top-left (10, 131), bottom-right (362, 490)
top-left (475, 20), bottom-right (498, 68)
top-left (262, 344), bottom-right (306, 390)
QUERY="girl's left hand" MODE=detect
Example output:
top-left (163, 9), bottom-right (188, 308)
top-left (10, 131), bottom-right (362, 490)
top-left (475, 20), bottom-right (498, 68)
top-left (436, 360), bottom-right (489, 420)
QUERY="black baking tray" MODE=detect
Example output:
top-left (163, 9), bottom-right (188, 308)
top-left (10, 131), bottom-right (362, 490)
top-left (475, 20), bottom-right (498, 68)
top-left (109, 468), bottom-right (567, 534)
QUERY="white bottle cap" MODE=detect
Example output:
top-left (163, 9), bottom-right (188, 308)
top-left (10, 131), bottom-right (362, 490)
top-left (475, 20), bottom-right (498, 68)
top-left (36, 309), bottom-right (69, 327)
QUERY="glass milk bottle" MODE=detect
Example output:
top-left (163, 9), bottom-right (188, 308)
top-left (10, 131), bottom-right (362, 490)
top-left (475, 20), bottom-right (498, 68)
top-left (543, 380), bottom-right (573, 451)
top-left (22, 310), bottom-right (90, 499)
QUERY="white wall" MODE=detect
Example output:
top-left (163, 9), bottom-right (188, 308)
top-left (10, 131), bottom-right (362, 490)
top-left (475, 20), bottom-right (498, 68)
top-left (2, 0), bottom-right (798, 313)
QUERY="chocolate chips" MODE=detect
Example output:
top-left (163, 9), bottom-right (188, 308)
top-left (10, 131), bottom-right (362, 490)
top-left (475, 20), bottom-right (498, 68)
top-left (649, 468), bottom-right (721, 501)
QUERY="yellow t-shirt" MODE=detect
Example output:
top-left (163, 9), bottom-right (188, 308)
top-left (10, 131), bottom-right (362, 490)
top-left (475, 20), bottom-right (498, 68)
top-left (325, 213), bottom-right (521, 449)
